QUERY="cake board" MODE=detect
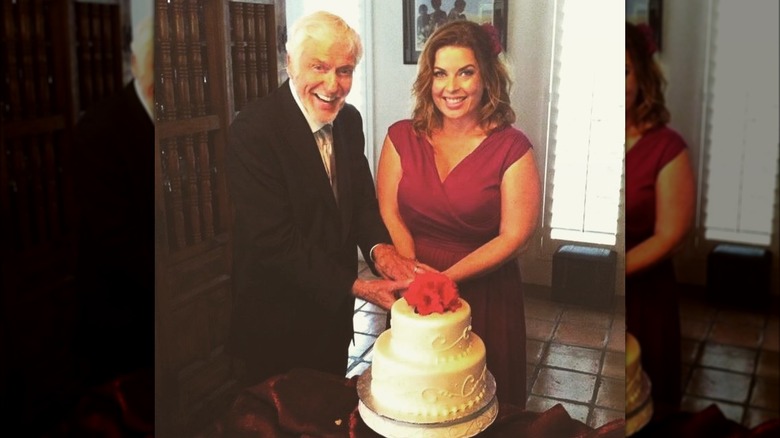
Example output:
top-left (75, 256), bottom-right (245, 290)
top-left (357, 367), bottom-right (499, 438)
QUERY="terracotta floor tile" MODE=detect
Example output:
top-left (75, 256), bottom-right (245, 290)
top-left (525, 297), bottom-right (564, 322)
top-left (348, 333), bottom-right (377, 360)
top-left (559, 307), bottom-right (612, 329)
top-left (554, 321), bottom-right (608, 349)
top-left (611, 317), bottom-right (625, 335)
top-left (681, 339), bottom-right (701, 365)
top-left (681, 319), bottom-right (711, 342)
top-left (743, 407), bottom-right (780, 428)
top-left (525, 395), bottom-right (590, 424)
top-left (682, 364), bottom-right (692, 390)
top-left (531, 367), bottom-right (597, 403)
top-left (698, 343), bottom-right (757, 374)
top-left (681, 396), bottom-right (745, 424)
top-left (357, 300), bottom-right (386, 314)
top-left (542, 343), bottom-right (602, 374)
top-left (762, 320), bottom-right (779, 351)
top-left (612, 297), bottom-right (626, 315)
top-left (346, 361), bottom-right (370, 379)
top-left (601, 350), bottom-right (625, 380)
top-left (527, 364), bottom-right (538, 393)
top-left (589, 407), bottom-right (624, 429)
top-left (715, 308), bottom-right (768, 327)
top-left (686, 368), bottom-right (751, 404)
top-left (708, 322), bottom-right (763, 349)
top-left (353, 311), bottom-right (387, 336)
top-left (595, 377), bottom-right (625, 411)
top-left (756, 350), bottom-right (779, 379)
top-left (605, 325), bottom-right (625, 353)
top-left (527, 317), bottom-right (557, 342)
top-left (526, 339), bottom-right (546, 365)
top-left (679, 298), bottom-right (717, 322)
top-left (750, 377), bottom-right (780, 411)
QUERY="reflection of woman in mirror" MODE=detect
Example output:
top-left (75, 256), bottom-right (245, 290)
top-left (625, 22), bottom-right (695, 420)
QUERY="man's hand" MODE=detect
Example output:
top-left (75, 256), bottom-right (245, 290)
top-left (352, 278), bottom-right (412, 311)
top-left (372, 244), bottom-right (434, 280)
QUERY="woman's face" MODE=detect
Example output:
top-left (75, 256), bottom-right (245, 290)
top-left (626, 51), bottom-right (639, 113)
top-left (431, 46), bottom-right (484, 124)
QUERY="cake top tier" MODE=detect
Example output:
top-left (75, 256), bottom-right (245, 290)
top-left (389, 298), bottom-right (474, 362)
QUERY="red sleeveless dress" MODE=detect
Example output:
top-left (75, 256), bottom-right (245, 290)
top-left (388, 120), bottom-right (532, 407)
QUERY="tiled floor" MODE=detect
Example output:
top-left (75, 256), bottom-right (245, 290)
top-left (678, 285), bottom-right (780, 428)
top-left (347, 263), bottom-right (626, 429)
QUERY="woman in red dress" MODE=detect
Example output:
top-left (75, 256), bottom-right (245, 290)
top-left (625, 22), bottom-right (696, 420)
top-left (376, 20), bottom-right (541, 408)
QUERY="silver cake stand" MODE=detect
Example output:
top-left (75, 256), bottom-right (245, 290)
top-left (357, 367), bottom-right (499, 438)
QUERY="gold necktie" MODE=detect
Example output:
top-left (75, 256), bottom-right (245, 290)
top-left (315, 125), bottom-right (337, 200)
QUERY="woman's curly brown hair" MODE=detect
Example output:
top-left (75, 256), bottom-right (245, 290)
top-left (626, 22), bottom-right (670, 129)
top-left (412, 20), bottom-right (515, 136)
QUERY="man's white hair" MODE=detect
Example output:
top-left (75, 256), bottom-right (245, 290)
top-left (285, 11), bottom-right (362, 72)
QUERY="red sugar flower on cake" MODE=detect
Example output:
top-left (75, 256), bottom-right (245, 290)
top-left (404, 272), bottom-right (461, 315)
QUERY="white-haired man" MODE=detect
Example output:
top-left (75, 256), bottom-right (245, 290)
top-left (226, 11), bottom-right (415, 385)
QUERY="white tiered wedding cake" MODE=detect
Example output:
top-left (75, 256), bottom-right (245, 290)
top-left (357, 273), bottom-right (498, 437)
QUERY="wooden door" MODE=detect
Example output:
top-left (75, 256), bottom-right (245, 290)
top-left (153, 0), bottom-right (286, 435)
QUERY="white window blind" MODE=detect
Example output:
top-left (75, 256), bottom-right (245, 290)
top-left (702, 0), bottom-right (779, 246)
top-left (545, 0), bottom-right (624, 247)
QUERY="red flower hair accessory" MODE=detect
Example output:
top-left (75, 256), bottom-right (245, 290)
top-left (636, 23), bottom-right (658, 56)
top-left (403, 272), bottom-right (461, 315)
top-left (481, 22), bottom-right (503, 57)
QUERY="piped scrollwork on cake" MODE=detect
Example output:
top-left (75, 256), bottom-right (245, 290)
top-left (369, 274), bottom-right (495, 423)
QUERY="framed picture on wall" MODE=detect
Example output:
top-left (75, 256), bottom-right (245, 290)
top-left (626, 0), bottom-right (663, 51)
top-left (403, 0), bottom-right (508, 64)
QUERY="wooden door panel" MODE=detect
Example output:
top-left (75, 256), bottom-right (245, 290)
top-left (154, 0), bottom-right (285, 434)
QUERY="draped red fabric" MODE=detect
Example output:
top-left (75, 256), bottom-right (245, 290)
top-left (632, 404), bottom-right (780, 438)
top-left (201, 368), bottom-right (626, 437)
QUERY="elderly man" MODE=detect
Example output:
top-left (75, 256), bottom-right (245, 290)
top-left (226, 11), bottom-right (415, 385)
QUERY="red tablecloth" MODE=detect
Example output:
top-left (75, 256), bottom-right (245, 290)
top-left (200, 368), bottom-right (625, 437)
top-left (634, 404), bottom-right (780, 438)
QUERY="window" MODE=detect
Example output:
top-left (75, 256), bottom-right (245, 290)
top-left (702, 0), bottom-right (779, 246)
top-left (544, 0), bottom-right (624, 247)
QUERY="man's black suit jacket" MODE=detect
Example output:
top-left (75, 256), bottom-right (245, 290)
top-left (226, 81), bottom-right (389, 379)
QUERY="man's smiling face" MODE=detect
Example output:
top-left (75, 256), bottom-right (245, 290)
top-left (288, 32), bottom-right (356, 124)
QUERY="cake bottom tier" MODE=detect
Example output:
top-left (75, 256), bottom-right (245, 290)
top-left (370, 334), bottom-right (489, 423)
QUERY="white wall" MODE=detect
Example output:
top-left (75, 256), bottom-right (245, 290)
top-left (370, 1), bottom-right (419, 165)
top-left (131, 0), bottom-right (153, 34)
top-left (660, 0), bottom-right (711, 284)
